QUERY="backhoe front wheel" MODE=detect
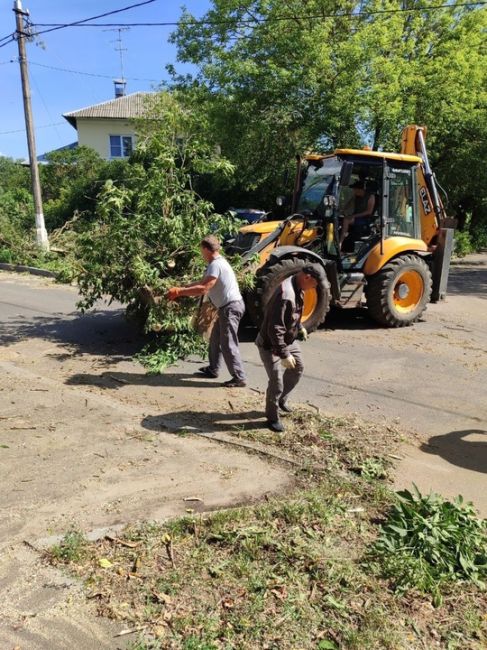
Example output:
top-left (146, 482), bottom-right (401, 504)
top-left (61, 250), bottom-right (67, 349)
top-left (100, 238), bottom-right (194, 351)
top-left (366, 254), bottom-right (432, 327)
top-left (248, 257), bottom-right (331, 332)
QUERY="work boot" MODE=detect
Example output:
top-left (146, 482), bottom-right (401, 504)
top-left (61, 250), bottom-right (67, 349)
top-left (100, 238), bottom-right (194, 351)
top-left (197, 366), bottom-right (219, 378)
top-left (267, 420), bottom-right (285, 433)
top-left (222, 378), bottom-right (247, 388)
top-left (279, 401), bottom-right (293, 414)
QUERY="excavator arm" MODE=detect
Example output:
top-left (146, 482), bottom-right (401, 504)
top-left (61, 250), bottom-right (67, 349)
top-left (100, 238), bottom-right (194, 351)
top-left (401, 125), bottom-right (455, 301)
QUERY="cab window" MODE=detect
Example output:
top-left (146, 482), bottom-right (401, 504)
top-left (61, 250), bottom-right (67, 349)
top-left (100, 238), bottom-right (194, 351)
top-left (297, 158), bottom-right (342, 213)
top-left (388, 167), bottom-right (415, 237)
top-left (337, 162), bottom-right (382, 218)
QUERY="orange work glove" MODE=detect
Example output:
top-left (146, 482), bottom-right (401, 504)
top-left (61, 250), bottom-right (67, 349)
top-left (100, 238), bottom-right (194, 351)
top-left (166, 287), bottom-right (182, 301)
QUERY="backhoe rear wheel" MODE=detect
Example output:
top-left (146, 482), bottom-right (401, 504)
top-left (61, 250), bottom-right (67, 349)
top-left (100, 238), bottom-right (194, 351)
top-left (365, 254), bottom-right (432, 327)
top-left (248, 257), bottom-right (331, 332)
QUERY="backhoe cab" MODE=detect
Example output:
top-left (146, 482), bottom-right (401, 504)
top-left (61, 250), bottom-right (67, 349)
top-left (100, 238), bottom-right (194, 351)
top-left (235, 125), bottom-right (454, 331)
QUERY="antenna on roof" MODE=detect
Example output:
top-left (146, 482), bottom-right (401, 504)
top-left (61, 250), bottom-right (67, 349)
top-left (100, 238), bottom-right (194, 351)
top-left (104, 26), bottom-right (129, 98)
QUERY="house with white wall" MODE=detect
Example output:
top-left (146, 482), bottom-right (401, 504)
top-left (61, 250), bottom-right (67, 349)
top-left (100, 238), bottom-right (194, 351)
top-left (63, 90), bottom-right (153, 160)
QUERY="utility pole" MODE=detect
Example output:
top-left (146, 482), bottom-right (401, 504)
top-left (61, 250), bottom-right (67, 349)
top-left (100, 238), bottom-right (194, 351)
top-left (13, 0), bottom-right (49, 250)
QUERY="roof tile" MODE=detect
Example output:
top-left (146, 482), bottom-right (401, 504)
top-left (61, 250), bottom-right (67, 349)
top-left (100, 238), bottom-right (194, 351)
top-left (63, 92), bottom-right (154, 126)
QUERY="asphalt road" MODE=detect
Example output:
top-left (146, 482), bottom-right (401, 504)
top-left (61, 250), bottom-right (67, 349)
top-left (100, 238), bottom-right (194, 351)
top-left (0, 273), bottom-right (291, 650)
top-left (0, 254), bottom-right (486, 649)
top-left (0, 254), bottom-right (486, 517)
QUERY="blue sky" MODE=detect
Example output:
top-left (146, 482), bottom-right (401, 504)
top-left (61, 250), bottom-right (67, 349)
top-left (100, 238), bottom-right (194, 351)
top-left (0, 0), bottom-right (210, 159)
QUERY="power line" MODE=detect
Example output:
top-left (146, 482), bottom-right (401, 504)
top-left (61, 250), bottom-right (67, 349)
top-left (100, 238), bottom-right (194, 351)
top-left (0, 32), bottom-right (14, 44)
top-left (30, 66), bottom-right (64, 146)
top-left (0, 36), bottom-right (15, 50)
top-left (0, 122), bottom-right (65, 135)
top-left (1, 57), bottom-right (160, 82)
top-left (28, 0), bottom-right (158, 37)
top-left (28, 60), bottom-right (159, 82)
top-left (30, 1), bottom-right (487, 32)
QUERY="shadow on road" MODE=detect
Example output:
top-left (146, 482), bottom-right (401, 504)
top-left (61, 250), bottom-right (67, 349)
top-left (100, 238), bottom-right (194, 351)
top-left (0, 309), bottom-right (143, 362)
top-left (421, 429), bottom-right (487, 474)
top-left (141, 409), bottom-right (266, 434)
top-left (448, 264), bottom-right (487, 299)
top-left (239, 306), bottom-right (381, 342)
top-left (66, 370), bottom-right (226, 390)
top-left (323, 307), bottom-right (381, 331)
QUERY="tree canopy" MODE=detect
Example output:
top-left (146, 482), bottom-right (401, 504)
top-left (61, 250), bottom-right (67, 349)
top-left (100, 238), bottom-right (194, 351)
top-left (170, 0), bottom-right (487, 243)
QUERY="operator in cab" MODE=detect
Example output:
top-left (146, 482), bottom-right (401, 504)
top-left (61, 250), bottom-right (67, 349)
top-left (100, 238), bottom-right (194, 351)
top-left (339, 179), bottom-right (376, 248)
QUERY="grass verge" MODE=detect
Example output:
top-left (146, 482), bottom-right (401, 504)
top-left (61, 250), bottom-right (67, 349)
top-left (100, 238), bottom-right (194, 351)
top-left (46, 408), bottom-right (487, 650)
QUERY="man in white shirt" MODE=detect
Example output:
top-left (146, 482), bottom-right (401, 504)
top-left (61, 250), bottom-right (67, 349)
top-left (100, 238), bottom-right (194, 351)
top-left (166, 235), bottom-right (247, 387)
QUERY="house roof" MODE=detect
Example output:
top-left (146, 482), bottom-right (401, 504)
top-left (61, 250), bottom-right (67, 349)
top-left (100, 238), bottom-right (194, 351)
top-left (21, 141), bottom-right (78, 166)
top-left (37, 141), bottom-right (78, 163)
top-left (63, 92), bottom-right (154, 128)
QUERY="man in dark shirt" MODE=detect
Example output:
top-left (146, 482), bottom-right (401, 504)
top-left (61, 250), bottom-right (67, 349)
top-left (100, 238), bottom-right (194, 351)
top-left (256, 266), bottom-right (321, 432)
top-left (339, 180), bottom-right (376, 248)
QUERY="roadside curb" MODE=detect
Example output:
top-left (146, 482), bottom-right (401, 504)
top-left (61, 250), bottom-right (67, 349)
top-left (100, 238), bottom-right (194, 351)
top-left (0, 262), bottom-right (57, 278)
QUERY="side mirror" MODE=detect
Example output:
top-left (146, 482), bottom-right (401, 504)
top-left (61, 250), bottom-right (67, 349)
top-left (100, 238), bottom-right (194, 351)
top-left (339, 161), bottom-right (353, 187)
top-left (276, 195), bottom-right (286, 207)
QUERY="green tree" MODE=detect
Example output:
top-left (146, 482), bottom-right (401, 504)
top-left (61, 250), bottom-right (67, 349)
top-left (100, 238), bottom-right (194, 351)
top-left (76, 93), bottom-right (238, 370)
top-left (0, 156), bottom-right (30, 194)
top-left (170, 1), bottom-right (487, 244)
top-left (41, 146), bottom-right (129, 230)
top-left (0, 157), bottom-right (35, 262)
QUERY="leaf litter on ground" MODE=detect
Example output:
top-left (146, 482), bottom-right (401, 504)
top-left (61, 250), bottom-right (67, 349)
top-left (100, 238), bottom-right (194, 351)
top-left (45, 403), bottom-right (486, 649)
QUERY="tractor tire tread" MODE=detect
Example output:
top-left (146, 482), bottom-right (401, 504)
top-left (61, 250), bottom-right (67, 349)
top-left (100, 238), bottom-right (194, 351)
top-left (366, 254), bottom-right (432, 327)
top-left (248, 257), bottom-right (331, 332)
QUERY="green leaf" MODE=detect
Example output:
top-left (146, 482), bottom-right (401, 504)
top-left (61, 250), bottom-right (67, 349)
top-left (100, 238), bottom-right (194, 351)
top-left (318, 641), bottom-right (339, 650)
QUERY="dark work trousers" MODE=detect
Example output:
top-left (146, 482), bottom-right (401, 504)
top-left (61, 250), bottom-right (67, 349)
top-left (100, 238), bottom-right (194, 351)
top-left (209, 299), bottom-right (246, 382)
top-left (257, 340), bottom-right (304, 423)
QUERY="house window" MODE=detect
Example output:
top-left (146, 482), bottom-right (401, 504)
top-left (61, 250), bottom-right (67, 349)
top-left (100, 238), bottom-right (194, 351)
top-left (109, 135), bottom-right (133, 158)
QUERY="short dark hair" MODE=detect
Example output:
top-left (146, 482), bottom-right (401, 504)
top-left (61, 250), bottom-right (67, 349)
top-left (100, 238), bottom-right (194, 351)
top-left (350, 180), bottom-right (365, 190)
top-left (301, 264), bottom-right (323, 281)
top-left (200, 235), bottom-right (221, 253)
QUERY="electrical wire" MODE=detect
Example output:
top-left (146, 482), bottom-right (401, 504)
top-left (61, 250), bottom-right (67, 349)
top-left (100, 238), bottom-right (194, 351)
top-left (28, 60), bottom-right (159, 83)
top-left (0, 36), bottom-right (15, 50)
top-left (30, 67), bottom-right (64, 146)
top-left (31, 1), bottom-right (487, 32)
top-left (0, 122), bottom-right (65, 135)
top-left (27, 0), bottom-right (158, 37)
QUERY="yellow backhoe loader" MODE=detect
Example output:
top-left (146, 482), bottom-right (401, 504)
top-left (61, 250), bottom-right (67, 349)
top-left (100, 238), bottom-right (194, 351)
top-left (230, 125), bottom-right (455, 330)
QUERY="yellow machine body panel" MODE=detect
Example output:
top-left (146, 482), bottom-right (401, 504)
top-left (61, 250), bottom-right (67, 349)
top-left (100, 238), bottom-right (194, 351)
top-left (304, 150), bottom-right (422, 164)
top-left (363, 237), bottom-right (428, 276)
top-left (240, 221), bottom-right (280, 235)
top-left (334, 149), bottom-right (422, 164)
top-left (415, 166), bottom-right (440, 246)
top-left (240, 219), bottom-right (321, 266)
top-left (279, 220), bottom-right (321, 246)
top-left (401, 124), bottom-right (427, 156)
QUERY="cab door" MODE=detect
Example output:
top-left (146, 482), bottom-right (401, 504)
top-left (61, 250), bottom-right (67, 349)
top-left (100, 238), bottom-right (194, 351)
top-left (385, 164), bottom-right (419, 239)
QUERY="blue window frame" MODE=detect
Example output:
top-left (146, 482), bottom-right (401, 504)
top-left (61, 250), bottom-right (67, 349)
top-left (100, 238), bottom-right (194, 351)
top-left (109, 134), bottom-right (133, 158)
